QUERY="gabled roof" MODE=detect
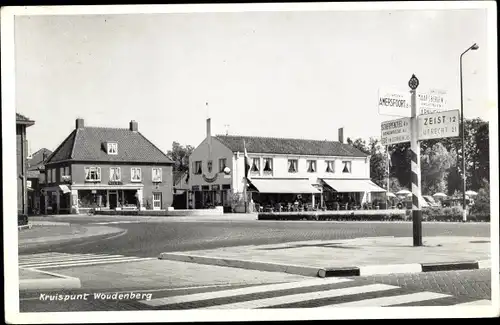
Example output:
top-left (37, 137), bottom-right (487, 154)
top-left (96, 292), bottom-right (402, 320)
top-left (28, 148), bottom-right (53, 171)
top-left (46, 126), bottom-right (173, 165)
top-left (214, 135), bottom-right (368, 157)
top-left (16, 113), bottom-right (35, 126)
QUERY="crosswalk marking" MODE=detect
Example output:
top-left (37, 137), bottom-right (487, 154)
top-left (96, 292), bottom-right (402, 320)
top-left (141, 277), bottom-right (352, 307)
top-left (323, 292), bottom-right (450, 307)
top-left (138, 277), bottom-right (489, 309)
top-left (19, 253), bottom-right (155, 270)
top-left (200, 284), bottom-right (397, 309)
top-left (19, 254), bottom-right (125, 265)
top-left (454, 300), bottom-right (491, 306)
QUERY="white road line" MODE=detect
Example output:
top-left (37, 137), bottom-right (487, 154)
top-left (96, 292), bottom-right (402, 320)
top-left (454, 299), bottom-right (491, 306)
top-left (19, 253), bottom-right (76, 261)
top-left (22, 257), bottom-right (156, 269)
top-left (141, 277), bottom-right (353, 307)
top-left (322, 291), bottom-right (451, 307)
top-left (201, 284), bottom-right (398, 310)
top-left (19, 254), bottom-right (126, 265)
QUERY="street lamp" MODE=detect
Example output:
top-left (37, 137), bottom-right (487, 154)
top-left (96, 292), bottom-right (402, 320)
top-left (460, 43), bottom-right (479, 222)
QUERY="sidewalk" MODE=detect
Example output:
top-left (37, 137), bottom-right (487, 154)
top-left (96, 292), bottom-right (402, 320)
top-left (29, 213), bottom-right (259, 222)
top-left (18, 222), bottom-right (126, 249)
top-left (19, 268), bottom-right (81, 292)
top-left (159, 236), bottom-right (492, 278)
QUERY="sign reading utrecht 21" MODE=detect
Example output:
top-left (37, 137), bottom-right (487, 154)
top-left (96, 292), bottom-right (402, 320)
top-left (417, 89), bottom-right (448, 115)
top-left (417, 109), bottom-right (459, 141)
top-left (378, 88), bottom-right (411, 117)
top-left (381, 117), bottom-right (411, 146)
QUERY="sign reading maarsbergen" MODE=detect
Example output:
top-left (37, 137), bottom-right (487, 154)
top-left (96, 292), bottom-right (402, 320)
top-left (378, 88), bottom-right (411, 117)
top-left (381, 117), bottom-right (411, 146)
top-left (417, 109), bottom-right (459, 141)
top-left (418, 89), bottom-right (448, 115)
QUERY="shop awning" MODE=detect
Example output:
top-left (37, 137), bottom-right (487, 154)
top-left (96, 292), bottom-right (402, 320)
top-left (322, 179), bottom-right (386, 193)
top-left (250, 179), bottom-right (320, 194)
top-left (59, 185), bottom-right (71, 194)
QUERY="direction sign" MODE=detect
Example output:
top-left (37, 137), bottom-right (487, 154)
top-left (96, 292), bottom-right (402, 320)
top-left (381, 117), bottom-right (411, 145)
top-left (417, 89), bottom-right (448, 115)
top-left (417, 109), bottom-right (459, 141)
top-left (378, 88), bottom-right (411, 117)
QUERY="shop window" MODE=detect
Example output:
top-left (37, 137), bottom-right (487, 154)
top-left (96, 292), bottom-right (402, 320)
top-left (218, 158), bottom-right (227, 172)
top-left (288, 159), bottom-right (298, 173)
top-left (152, 168), bottom-right (162, 182)
top-left (110, 167), bottom-right (121, 181)
top-left (131, 167), bottom-right (142, 182)
top-left (342, 161), bottom-right (352, 173)
top-left (307, 160), bottom-right (317, 173)
top-left (85, 167), bottom-right (101, 182)
top-left (263, 158), bottom-right (273, 175)
top-left (326, 161), bottom-right (335, 173)
top-left (194, 161), bottom-right (202, 175)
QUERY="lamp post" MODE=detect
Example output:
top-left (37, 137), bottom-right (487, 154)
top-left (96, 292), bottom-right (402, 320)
top-left (459, 43), bottom-right (479, 222)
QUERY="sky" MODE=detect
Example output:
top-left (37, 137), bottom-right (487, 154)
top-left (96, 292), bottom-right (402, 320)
top-left (12, 4), bottom-right (495, 155)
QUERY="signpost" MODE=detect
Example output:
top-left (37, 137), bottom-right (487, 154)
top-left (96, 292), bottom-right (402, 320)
top-left (417, 110), bottom-right (459, 141)
top-left (378, 88), bottom-right (412, 117)
top-left (379, 77), bottom-right (458, 247)
top-left (381, 117), bottom-right (411, 146)
top-left (417, 89), bottom-right (448, 115)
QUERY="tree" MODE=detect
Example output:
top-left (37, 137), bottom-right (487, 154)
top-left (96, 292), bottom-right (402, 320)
top-left (368, 138), bottom-right (389, 188)
top-left (471, 179), bottom-right (490, 216)
top-left (420, 143), bottom-right (456, 195)
top-left (166, 142), bottom-right (194, 172)
top-left (346, 137), bottom-right (369, 154)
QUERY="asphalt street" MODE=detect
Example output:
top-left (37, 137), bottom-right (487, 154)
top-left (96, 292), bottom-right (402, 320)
top-left (19, 269), bottom-right (493, 312)
top-left (19, 216), bottom-right (491, 258)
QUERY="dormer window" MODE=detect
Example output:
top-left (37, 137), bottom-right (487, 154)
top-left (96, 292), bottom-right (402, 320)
top-left (107, 142), bottom-right (118, 155)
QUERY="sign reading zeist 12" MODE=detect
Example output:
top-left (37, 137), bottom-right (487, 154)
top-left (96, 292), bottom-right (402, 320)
top-left (417, 109), bottom-right (459, 140)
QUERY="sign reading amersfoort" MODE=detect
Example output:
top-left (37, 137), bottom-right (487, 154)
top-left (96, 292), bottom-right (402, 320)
top-left (378, 88), bottom-right (411, 117)
top-left (381, 117), bottom-right (411, 146)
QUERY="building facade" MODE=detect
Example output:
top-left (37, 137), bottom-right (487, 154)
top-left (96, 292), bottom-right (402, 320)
top-left (43, 118), bottom-right (174, 214)
top-left (188, 119), bottom-right (386, 211)
top-left (27, 148), bottom-right (52, 215)
top-left (16, 113), bottom-right (35, 215)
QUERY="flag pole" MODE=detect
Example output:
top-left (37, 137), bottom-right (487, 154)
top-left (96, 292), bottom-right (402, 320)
top-left (386, 145), bottom-right (390, 191)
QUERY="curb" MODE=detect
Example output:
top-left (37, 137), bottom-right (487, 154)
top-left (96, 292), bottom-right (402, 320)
top-left (158, 253), bottom-right (322, 277)
top-left (158, 252), bottom-right (491, 278)
top-left (19, 268), bottom-right (82, 292)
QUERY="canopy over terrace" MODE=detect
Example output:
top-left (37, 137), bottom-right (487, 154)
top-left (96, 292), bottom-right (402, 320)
top-left (248, 178), bottom-right (321, 210)
top-left (321, 178), bottom-right (387, 207)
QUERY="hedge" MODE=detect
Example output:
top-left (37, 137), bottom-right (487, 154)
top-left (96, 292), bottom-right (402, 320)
top-left (258, 208), bottom-right (490, 222)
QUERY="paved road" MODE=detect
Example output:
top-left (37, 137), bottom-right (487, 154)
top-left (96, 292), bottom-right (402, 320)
top-left (19, 269), bottom-right (492, 312)
top-left (19, 216), bottom-right (490, 258)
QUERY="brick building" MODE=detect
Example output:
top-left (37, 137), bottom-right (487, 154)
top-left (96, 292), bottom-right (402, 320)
top-left (43, 118), bottom-right (174, 214)
top-left (16, 113), bottom-right (35, 215)
top-left (27, 148), bottom-right (52, 215)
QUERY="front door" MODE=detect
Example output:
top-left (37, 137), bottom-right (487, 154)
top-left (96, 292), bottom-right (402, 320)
top-left (109, 191), bottom-right (118, 209)
top-left (153, 192), bottom-right (162, 210)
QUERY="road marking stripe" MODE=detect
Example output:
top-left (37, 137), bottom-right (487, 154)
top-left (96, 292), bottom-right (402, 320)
top-left (454, 300), bottom-right (491, 306)
top-left (320, 292), bottom-right (450, 307)
top-left (200, 284), bottom-right (398, 309)
top-left (19, 255), bottom-right (129, 266)
top-left (18, 253), bottom-right (76, 260)
top-left (22, 257), bottom-right (155, 269)
top-left (141, 277), bottom-right (353, 307)
top-left (19, 254), bottom-right (126, 264)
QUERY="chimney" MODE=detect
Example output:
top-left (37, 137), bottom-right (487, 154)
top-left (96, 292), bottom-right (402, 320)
top-left (130, 120), bottom-right (138, 132)
top-left (76, 118), bottom-right (85, 129)
top-left (338, 127), bottom-right (344, 143)
top-left (206, 118), bottom-right (211, 138)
